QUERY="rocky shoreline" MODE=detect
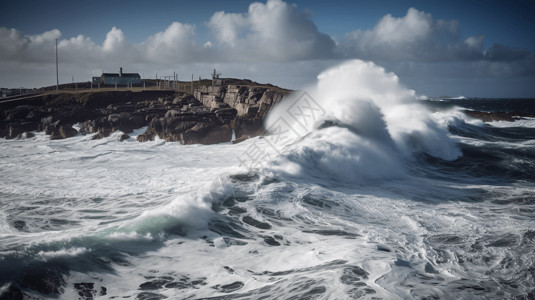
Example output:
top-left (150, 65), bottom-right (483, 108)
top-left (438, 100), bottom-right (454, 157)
top-left (0, 82), bottom-right (290, 145)
top-left (3, 87), bottom-right (531, 145)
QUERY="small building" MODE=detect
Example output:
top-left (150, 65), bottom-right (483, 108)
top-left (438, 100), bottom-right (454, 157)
top-left (212, 69), bottom-right (225, 86)
top-left (94, 67), bottom-right (141, 85)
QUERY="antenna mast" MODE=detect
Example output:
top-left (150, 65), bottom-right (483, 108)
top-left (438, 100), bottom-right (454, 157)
top-left (55, 39), bottom-right (59, 94)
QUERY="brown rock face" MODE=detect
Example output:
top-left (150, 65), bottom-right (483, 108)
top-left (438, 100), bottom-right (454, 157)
top-left (194, 85), bottom-right (286, 119)
top-left (193, 85), bottom-right (288, 140)
top-left (49, 125), bottom-right (79, 140)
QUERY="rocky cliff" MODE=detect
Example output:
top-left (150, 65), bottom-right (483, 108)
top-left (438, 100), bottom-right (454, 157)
top-left (0, 82), bottom-right (289, 145)
top-left (194, 85), bottom-right (287, 139)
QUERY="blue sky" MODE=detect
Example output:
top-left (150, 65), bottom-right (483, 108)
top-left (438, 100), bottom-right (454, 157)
top-left (1, 0), bottom-right (534, 97)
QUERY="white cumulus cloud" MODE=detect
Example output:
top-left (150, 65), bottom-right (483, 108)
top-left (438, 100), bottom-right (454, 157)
top-left (0, 27), bottom-right (60, 63)
top-left (208, 0), bottom-right (336, 61)
top-left (102, 27), bottom-right (127, 53)
top-left (143, 22), bottom-right (201, 63)
top-left (341, 7), bottom-right (486, 62)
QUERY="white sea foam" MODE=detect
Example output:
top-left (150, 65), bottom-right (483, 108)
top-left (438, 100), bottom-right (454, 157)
top-left (37, 247), bottom-right (89, 260)
top-left (267, 60), bottom-right (461, 163)
top-left (106, 231), bottom-right (156, 241)
top-left (0, 130), bottom-right (249, 248)
top-left (264, 60), bottom-right (462, 184)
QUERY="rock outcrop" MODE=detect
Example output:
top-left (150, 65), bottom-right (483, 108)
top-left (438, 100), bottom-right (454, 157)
top-left (1, 81), bottom-right (289, 145)
top-left (194, 85), bottom-right (287, 139)
top-left (49, 125), bottom-right (79, 140)
top-left (1, 90), bottom-right (176, 141)
top-left (179, 123), bottom-right (232, 145)
top-left (134, 94), bottom-right (236, 144)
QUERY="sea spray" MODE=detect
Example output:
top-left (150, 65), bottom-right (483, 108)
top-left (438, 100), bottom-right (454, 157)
top-left (264, 60), bottom-right (461, 183)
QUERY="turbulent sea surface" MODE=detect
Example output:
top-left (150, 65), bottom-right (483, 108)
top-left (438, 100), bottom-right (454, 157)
top-left (1, 60), bottom-right (535, 299)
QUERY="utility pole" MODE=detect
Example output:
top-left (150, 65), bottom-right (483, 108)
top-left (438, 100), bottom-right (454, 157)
top-left (55, 39), bottom-right (59, 94)
top-left (191, 73), bottom-right (193, 94)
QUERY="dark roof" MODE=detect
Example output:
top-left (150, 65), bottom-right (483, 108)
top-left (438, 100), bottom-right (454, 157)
top-left (101, 73), bottom-right (140, 78)
top-left (122, 73), bottom-right (141, 78)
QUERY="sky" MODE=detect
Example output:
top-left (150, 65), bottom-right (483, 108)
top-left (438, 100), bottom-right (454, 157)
top-left (1, 0), bottom-right (534, 97)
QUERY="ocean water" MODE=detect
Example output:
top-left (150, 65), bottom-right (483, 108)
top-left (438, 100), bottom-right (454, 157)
top-left (1, 60), bottom-right (534, 299)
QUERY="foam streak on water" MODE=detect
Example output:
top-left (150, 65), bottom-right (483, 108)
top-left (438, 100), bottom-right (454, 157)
top-left (1, 60), bottom-right (534, 299)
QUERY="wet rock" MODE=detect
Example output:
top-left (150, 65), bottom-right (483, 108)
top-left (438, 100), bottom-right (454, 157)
top-left (7, 122), bottom-right (37, 139)
top-left (142, 116), bottom-right (199, 142)
top-left (137, 131), bottom-right (156, 142)
top-left (79, 113), bottom-right (142, 138)
top-left (49, 125), bottom-right (78, 140)
top-left (38, 116), bottom-right (55, 132)
top-left (107, 112), bottom-right (144, 133)
top-left (180, 123), bottom-right (232, 145)
top-left (232, 117), bottom-right (265, 139)
top-left (77, 119), bottom-right (98, 135)
top-left (43, 120), bottom-right (60, 135)
top-left (119, 133), bottom-right (130, 141)
top-left (52, 106), bottom-right (94, 125)
top-left (73, 282), bottom-right (95, 299)
top-left (90, 128), bottom-right (112, 140)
